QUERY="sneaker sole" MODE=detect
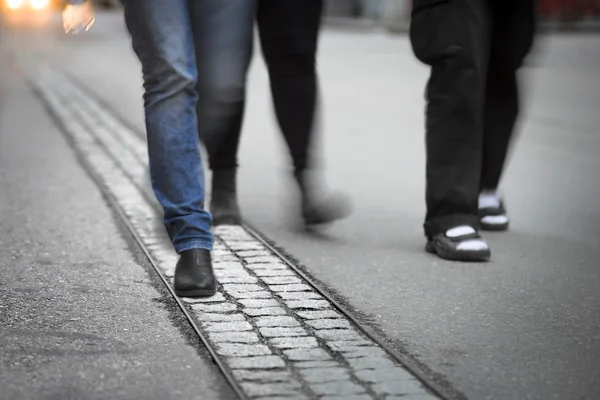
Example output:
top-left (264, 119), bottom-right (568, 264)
top-left (480, 221), bottom-right (510, 232)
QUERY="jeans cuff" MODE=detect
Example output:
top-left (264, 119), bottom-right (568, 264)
top-left (174, 241), bottom-right (214, 254)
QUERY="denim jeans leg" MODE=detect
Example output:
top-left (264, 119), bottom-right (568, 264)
top-left (190, 0), bottom-right (257, 171)
top-left (123, 0), bottom-right (214, 253)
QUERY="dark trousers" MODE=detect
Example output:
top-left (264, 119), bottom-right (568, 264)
top-left (208, 0), bottom-right (323, 172)
top-left (409, 0), bottom-right (536, 237)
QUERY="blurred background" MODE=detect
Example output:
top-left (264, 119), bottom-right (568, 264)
top-left (325, 0), bottom-right (600, 31)
top-left (4, 0), bottom-right (599, 30)
top-left (0, 1), bottom-right (598, 400)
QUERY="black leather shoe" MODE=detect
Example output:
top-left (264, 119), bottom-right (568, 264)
top-left (174, 249), bottom-right (217, 297)
top-left (210, 169), bottom-right (242, 226)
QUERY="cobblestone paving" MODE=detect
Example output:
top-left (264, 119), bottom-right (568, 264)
top-left (29, 65), bottom-right (440, 400)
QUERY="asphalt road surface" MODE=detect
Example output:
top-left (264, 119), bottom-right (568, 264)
top-left (0, 42), bottom-right (235, 400)
top-left (2, 10), bottom-right (599, 400)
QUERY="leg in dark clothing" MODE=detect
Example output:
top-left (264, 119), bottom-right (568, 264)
top-left (410, 0), bottom-right (494, 261)
top-left (410, 0), bottom-right (492, 238)
top-left (256, 0), bottom-right (351, 225)
top-left (192, 0), bottom-right (256, 172)
top-left (477, 0), bottom-right (536, 232)
top-left (410, 0), bottom-right (536, 259)
top-left (189, 0), bottom-right (257, 225)
top-left (256, 0), bottom-right (323, 172)
top-left (479, 65), bottom-right (519, 191)
top-left (480, 0), bottom-right (536, 191)
top-left (477, 57), bottom-right (518, 232)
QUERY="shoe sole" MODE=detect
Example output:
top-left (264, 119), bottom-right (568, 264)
top-left (480, 221), bottom-right (510, 232)
top-left (303, 196), bottom-right (353, 226)
top-left (304, 216), bottom-right (342, 226)
top-left (304, 208), bottom-right (352, 226)
top-left (425, 242), bottom-right (491, 262)
top-left (174, 288), bottom-right (217, 298)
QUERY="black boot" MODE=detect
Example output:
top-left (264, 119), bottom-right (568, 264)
top-left (210, 169), bottom-right (242, 226)
top-left (294, 170), bottom-right (352, 226)
top-left (173, 249), bottom-right (217, 297)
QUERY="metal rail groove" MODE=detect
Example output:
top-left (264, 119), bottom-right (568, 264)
top-left (244, 224), bottom-right (449, 400)
top-left (29, 80), bottom-right (250, 400)
top-left (55, 69), bottom-right (452, 400)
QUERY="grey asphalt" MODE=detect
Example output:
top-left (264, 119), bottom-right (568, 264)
top-left (4, 10), bottom-right (600, 400)
top-left (0, 23), bottom-right (234, 400)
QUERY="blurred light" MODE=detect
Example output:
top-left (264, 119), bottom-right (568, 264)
top-left (30, 0), bottom-right (49, 10)
top-left (7, 0), bottom-right (23, 9)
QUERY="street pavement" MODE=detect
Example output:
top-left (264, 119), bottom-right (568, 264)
top-left (2, 10), bottom-right (600, 400)
top-left (0, 15), bottom-right (234, 400)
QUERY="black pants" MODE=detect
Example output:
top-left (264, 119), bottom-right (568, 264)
top-left (410, 0), bottom-right (536, 237)
top-left (207, 0), bottom-right (323, 172)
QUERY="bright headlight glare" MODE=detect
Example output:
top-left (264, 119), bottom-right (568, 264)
top-left (7, 0), bottom-right (24, 9)
top-left (30, 0), bottom-right (49, 9)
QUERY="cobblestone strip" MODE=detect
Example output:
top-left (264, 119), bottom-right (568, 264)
top-left (30, 65), bottom-right (440, 400)
top-left (216, 227), bottom-right (438, 399)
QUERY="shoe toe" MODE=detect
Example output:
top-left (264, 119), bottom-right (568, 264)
top-left (304, 193), bottom-right (353, 225)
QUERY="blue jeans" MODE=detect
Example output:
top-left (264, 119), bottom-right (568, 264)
top-left (123, 0), bottom-right (256, 253)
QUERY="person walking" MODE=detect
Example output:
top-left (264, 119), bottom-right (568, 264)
top-left (121, 0), bottom-right (261, 297)
top-left (409, 0), bottom-right (536, 261)
top-left (120, 0), bottom-right (347, 299)
top-left (205, 0), bottom-right (351, 228)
